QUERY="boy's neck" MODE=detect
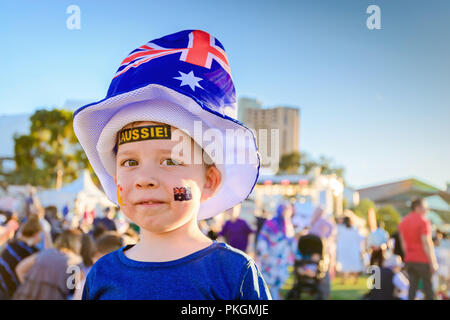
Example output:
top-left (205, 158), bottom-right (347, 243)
top-left (126, 217), bottom-right (213, 262)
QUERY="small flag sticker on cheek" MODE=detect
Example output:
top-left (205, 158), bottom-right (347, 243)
top-left (117, 184), bottom-right (125, 206)
top-left (173, 186), bottom-right (192, 201)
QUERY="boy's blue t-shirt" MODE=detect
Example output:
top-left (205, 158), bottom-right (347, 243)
top-left (82, 241), bottom-right (271, 300)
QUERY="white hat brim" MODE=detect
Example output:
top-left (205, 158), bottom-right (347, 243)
top-left (73, 83), bottom-right (260, 220)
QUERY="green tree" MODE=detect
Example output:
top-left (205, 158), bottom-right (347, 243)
top-left (278, 151), bottom-right (301, 174)
top-left (352, 199), bottom-right (401, 235)
top-left (353, 198), bottom-right (376, 220)
top-left (376, 205), bottom-right (401, 235)
top-left (8, 108), bottom-right (94, 188)
top-left (277, 151), bottom-right (345, 179)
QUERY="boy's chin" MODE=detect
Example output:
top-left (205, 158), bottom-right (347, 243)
top-left (128, 211), bottom-right (195, 234)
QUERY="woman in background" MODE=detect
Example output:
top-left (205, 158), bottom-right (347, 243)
top-left (336, 216), bottom-right (365, 285)
top-left (256, 203), bottom-right (296, 300)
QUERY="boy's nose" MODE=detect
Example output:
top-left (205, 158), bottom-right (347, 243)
top-left (135, 176), bottom-right (160, 189)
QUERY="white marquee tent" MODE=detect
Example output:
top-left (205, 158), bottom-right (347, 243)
top-left (37, 169), bottom-right (115, 213)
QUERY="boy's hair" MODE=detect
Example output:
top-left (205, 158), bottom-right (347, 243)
top-left (54, 229), bottom-right (82, 254)
top-left (21, 214), bottom-right (42, 238)
top-left (95, 232), bottom-right (124, 255)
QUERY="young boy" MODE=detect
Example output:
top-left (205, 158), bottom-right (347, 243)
top-left (74, 30), bottom-right (270, 299)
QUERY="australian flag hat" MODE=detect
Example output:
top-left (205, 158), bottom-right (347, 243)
top-left (73, 30), bottom-right (260, 220)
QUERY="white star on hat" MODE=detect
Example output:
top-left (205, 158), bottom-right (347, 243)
top-left (173, 70), bottom-right (204, 91)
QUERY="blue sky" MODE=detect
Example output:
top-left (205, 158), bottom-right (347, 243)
top-left (1, 0), bottom-right (449, 190)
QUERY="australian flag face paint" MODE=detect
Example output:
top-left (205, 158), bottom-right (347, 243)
top-left (173, 186), bottom-right (192, 201)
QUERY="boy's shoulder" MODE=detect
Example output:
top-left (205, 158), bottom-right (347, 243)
top-left (205, 242), bottom-right (258, 277)
top-left (210, 241), bottom-right (253, 264)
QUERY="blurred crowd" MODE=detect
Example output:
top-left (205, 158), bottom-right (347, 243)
top-left (0, 189), bottom-right (448, 300)
top-left (0, 189), bottom-right (139, 300)
top-left (201, 199), bottom-right (449, 300)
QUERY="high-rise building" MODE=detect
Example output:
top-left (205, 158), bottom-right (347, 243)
top-left (244, 106), bottom-right (300, 157)
top-left (237, 97), bottom-right (262, 122)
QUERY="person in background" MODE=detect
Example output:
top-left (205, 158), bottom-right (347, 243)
top-left (62, 204), bottom-right (69, 220)
top-left (432, 230), bottom-right (449, 300)
top-left (207, 217), bottom-right (222, 241)
top-left (254, 209), bottom-right (269, 245)
top-left (199, 219), bottom-right (210, 236)
top-left (31, 204), bottom-right (52, 251)
top-left (256, 203), bottom-right (296, 300)
top-left (24, 186), bottom-right (37, 217)
top-left (367, 221), bottom-right (389, 267)
top-left (309, 207), bottom-right (334, 239)
top-left (44, 206), bottom-right (63, 242)
top-left (93, 207), bottom-right (117, 232)
top-left (364, 254), bottom-right (409, 300)
top-left (435, 230), bottom-right (450, 300)
top-left (308, 206), bottom-right (336, 299)
top-left (218, 204), bottom-right (255, 255)
top-left (80, 207), bottom-right (96, 233)
top-left (13, 229), bottom-right (83, 300)
top-left (73, 232), bottom-right (124, 300)
top-left (114, 209), bottom-right (130, 234)
top-left (91, 224), bottom-right (107, 241)
top-left (121, 226), bottom-right (140, 246)
top-left (199, 216), bottom-right (223, 241)
top-left (399, 198), bottom-right (438, 300)
top-left (0, 212), bottom-right (20, 247)
top-left (80, 233), bottom-right (96, 277)
top-left (336, 216), bottom-right (364, 285)
top-left (391, 229), bottom-right (405, 260)
top-left (0, 215), bottom-right (42, 299)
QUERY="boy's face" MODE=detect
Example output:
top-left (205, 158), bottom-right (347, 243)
top-left (115, 121), bottom-right (220, 234)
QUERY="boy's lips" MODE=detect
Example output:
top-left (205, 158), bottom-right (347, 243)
top-left (134, 199), bottom-right (167, 208)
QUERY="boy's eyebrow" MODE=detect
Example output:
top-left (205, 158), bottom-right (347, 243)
top-left (116, 150), bottom-right (137, 157)
top-left (116, 146), bottom-right (176, 157)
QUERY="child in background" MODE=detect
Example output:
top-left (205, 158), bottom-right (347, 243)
top-left (73, 232), bottom-right (124, 300)
top-left (74, 30), bottom-right (269, 299)
top-left (365, 254), bottom-right (409, 300)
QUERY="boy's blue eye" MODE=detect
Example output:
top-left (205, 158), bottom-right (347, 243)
top-left (122, 159), bottom-right (139, 167)
top-left (162, 158), bottom-right (181, 166)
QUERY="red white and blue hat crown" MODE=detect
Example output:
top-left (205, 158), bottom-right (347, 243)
top-left (73, 30), bottom-right (260, 220)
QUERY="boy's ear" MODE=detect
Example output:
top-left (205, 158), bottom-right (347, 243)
top-left (201, 166), bottom-right (221, 202)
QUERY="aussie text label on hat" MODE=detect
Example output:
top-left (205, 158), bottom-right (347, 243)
top-left (118, 125), bottom-right (171, 145)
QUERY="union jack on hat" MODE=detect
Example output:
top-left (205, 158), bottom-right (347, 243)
top-left (73, 30), bottom-right (260, 220)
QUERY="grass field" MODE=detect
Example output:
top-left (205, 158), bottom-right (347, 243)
top-left (280, 267), bottom-right (370, 300)
top-left (329, 276), bottom-right (370, 300)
